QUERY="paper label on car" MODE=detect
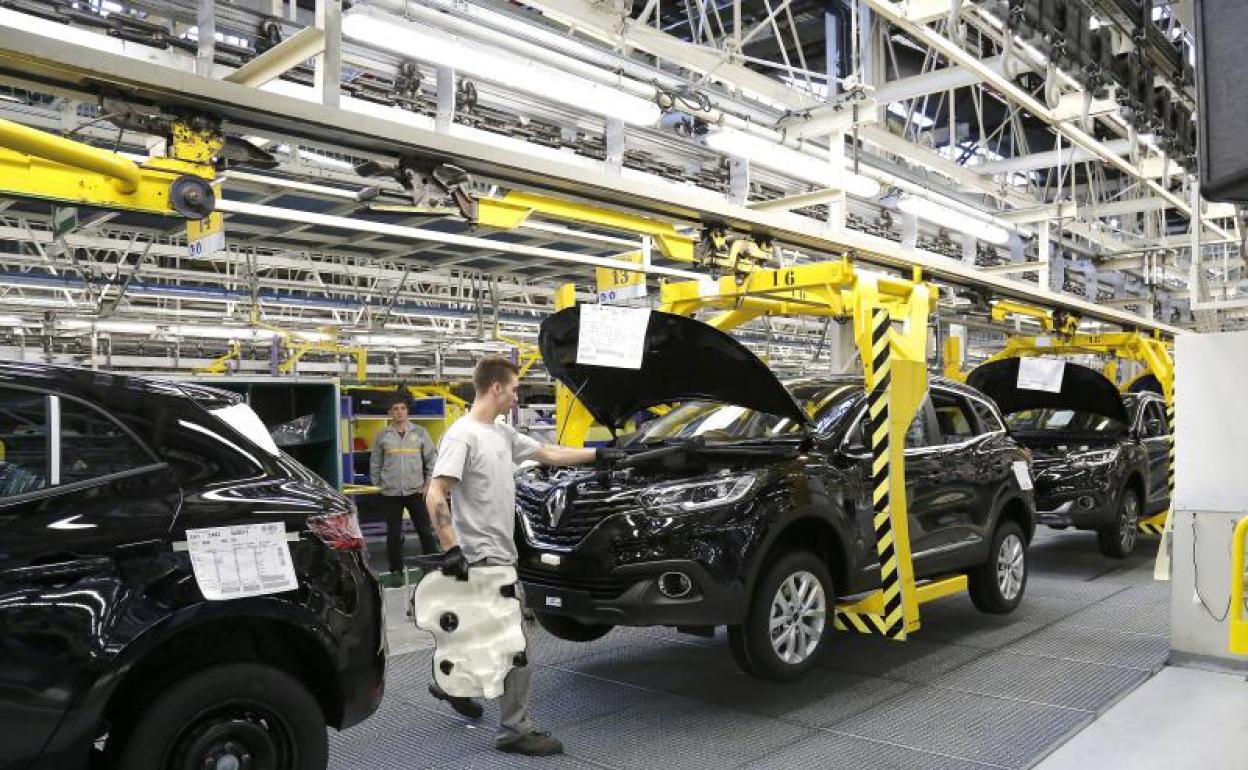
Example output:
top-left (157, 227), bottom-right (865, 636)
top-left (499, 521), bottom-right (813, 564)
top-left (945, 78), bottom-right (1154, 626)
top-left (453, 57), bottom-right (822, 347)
top-left (576, 303), bottom-right (651, 369)
top-left (186, 522), bottom-right (299, 600)
top-left (545, 596), bottom-right (563, 608)
top-left (1011, 461), bottom-right (1034, 491)
top-left (1016, 357), bottom-right (1065, 393)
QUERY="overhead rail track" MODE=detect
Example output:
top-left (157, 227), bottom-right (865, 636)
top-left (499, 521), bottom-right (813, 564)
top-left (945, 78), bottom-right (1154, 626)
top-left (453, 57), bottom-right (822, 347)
top-left (0, 21), bottom-right (1185, 336)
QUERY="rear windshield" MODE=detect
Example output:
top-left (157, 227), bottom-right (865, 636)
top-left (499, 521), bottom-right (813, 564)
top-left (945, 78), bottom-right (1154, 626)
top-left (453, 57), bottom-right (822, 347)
top-left (208, 403), bottom-right (281, 457)
top-left (624, 384), bottom-right (860, 445)
top-left (1004, 408), bottom-right (1125, 433)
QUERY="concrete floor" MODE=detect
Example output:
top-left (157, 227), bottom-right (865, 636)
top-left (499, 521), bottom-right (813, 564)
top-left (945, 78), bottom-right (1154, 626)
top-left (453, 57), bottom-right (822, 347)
top-left (338, 528), bottom-right (1188, 769)
top-left (1035, 665), bottom-right (1248, 770)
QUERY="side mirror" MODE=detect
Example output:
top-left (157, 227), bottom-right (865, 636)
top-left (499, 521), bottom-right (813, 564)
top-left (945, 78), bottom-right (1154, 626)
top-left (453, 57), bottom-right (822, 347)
top-left (840, 423), bottom-right (871, 457)
top-left (1144, 418), bottom-right (1164, 437)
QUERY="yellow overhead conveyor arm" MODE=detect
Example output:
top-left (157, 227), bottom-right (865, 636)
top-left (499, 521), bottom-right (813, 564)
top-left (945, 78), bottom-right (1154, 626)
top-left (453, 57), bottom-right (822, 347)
top-left (0, 116), bottom-right (221, 218)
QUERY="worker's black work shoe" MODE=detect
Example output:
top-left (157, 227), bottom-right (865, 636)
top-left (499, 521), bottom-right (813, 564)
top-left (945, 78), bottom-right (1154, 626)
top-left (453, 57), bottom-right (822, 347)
top-left (428, 682), bottom-right (484, 719)
top-left (496, 731), bottom-right (564, 756)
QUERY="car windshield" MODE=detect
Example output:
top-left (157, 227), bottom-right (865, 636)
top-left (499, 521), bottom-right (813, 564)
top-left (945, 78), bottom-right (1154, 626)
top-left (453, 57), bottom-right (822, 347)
top-left (624, 384), bottom-right (861, 445)
top-left (1004, 408), bottom-right (1124, 433)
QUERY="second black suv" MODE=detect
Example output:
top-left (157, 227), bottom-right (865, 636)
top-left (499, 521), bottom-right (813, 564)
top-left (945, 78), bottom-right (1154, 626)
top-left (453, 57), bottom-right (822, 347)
top-left (0, 363), bottom-right (384, 770)
top-left (515, 309), bottom-right (1035, 681)
top-left (969, 357), bottom-right (1170, 558)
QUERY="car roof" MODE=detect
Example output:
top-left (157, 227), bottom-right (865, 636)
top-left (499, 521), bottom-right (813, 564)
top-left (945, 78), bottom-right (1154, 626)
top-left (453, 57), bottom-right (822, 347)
top-left (781, 375), bottom-right (988, 399)
top-left (0, 360), bottom-right (238, 405)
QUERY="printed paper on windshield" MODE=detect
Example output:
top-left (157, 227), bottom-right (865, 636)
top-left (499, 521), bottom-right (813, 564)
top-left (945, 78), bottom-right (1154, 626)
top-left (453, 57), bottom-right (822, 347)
top-left (576, 303), bottom-right (651, 369)
top-left (1016, 357), bottom-right (1065, 393)
top-left (187, 522), bottom-right (298, 600)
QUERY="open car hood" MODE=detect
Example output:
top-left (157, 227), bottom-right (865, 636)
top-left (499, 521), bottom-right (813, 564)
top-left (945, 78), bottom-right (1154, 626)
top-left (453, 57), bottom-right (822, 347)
top-left (967, 358), bottom-right (1129, 425)
top-left (539, 307), bottom-right (807, 430)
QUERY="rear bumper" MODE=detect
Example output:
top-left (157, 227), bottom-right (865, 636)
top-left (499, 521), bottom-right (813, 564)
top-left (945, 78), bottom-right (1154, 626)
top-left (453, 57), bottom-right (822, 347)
top-left (337, 555), bottom-right (387, 729)
top-left (520, 557), bottom-right (745, 628)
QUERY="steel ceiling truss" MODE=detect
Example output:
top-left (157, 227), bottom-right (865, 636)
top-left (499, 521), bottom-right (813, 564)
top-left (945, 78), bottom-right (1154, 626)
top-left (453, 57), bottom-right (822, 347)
top-left (0, 0), bottom-right (1227, 347)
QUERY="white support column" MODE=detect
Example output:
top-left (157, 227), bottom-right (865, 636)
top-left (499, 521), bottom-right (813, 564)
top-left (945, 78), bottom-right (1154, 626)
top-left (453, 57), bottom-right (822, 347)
top-left (1038, 221), bottom-right (1051, 290)
top-left (961, 233), bottom-right (976, 266)
top-left (826, 131), bottom-right (847, 232)
top-left (728, 156), bottom-right (750, 205)
top-left (604, 118), bottom-right (625, 175)
top-left (435, 66), bottom-right (455, 133)
top-left (314, 0), bottom-right (342, 108)
top-left (196, 0), bottom-right (215, 77)
top-left (900, 211), bottom-right (918, 250)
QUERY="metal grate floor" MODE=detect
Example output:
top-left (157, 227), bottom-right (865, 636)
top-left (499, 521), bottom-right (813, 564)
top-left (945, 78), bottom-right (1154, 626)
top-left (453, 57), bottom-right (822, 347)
top-left (333, 529), bottom-right (1169, 769)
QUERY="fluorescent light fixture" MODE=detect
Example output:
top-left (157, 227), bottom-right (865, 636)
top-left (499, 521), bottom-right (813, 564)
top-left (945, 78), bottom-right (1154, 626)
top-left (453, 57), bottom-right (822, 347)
top-left (703, 127), bottom-right (882, 198)
top-left (168, 325), bottom-right (279, 341)
top-left (897, 195), bottom-right (1011, 246)
top-left (353, 334), bottom-right (424, 347)
top-left (291, 330), bottom-right (333, 343)
top-left (59, 319), bottom-right (158, 335)
top-left (298, 149), bottom-right (357, 173)
top-left (341, 8), bottom-right (661, 127)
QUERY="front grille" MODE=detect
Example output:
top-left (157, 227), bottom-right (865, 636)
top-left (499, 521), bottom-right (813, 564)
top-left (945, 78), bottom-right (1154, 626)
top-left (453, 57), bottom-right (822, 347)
top-left (518, 565), bottom-right (638, 600)
top-left (516, 482), bottom-right (640, 548)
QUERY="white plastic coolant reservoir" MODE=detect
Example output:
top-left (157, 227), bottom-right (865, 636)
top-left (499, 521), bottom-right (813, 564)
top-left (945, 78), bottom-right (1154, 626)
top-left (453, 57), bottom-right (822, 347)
top-left (411, 566), bottom-right (527, 699)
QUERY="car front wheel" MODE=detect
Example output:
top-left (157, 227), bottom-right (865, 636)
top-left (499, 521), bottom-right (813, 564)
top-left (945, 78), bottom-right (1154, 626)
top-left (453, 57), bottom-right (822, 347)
top-left (1097, 487), bottom-right (1140, 559)
top-left (534, 611), bottom-right (613, 642)
top-left (111, 663), bottom-right (327, 770)
top-left (969, 520), bottom-right (1028, 614)
top-left (729, 550), bottom-right (833, 682)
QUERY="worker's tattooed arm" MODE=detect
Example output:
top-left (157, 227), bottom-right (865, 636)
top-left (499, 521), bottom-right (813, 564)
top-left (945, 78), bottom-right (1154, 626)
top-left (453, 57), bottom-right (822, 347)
top-left (425, 476), bottom-right (458, 550)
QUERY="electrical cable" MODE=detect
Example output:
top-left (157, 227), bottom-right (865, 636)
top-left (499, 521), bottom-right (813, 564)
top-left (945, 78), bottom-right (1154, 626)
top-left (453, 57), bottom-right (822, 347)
top-left (1190, 516), bottom-right (1233, 623)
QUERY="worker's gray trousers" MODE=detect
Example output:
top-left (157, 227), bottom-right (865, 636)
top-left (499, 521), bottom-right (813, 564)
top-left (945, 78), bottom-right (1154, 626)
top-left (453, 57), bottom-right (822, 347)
top-left (476, 559), bottom-right (536, 742)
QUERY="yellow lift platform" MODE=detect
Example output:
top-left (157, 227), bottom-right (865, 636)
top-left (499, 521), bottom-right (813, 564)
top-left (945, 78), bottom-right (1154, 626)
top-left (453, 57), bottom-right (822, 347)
top-left (948, 301), bottom-right (1176, 576)
top-left (558, 257), bottom-right (970, 641)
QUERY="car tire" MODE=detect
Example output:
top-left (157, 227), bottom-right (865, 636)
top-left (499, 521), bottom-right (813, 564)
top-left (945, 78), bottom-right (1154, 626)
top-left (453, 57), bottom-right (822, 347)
top-left (1097, 486), bottom-right (1140, 559)
top-left (112, 663), bottom-right (327, 770)
top-left (534, 611), bottom-right (613, 642)
top-left (728, 550), bottom-right (833, 682)
top-left (969, 520), bottom-right (1028, 615)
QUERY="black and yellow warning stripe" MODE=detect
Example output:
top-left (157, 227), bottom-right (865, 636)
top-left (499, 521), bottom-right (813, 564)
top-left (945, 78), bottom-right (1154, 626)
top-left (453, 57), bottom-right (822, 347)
top-left (834, 309), bottom-right (907, 640)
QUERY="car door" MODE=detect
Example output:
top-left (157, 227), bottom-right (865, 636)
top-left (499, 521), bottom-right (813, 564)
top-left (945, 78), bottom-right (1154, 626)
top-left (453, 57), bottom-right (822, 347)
top-left (1139, 399), bottom-right (1171, 510)
top-left (0, 386), bottom-right (180, 769)
top-left (839, 399), bottom-right (941, 583)
top-left (910, 388), bottom-right (1000, 574)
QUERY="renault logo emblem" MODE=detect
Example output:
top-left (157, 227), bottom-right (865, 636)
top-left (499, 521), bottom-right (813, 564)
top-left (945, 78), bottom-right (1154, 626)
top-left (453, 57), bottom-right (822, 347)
top-left (546, 487), bottom-right (568, 528)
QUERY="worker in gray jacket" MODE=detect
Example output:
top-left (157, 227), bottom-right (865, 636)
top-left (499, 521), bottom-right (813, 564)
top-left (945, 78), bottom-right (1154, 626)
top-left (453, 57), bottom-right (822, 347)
top-left (370, 397), bottom-right (439, 586)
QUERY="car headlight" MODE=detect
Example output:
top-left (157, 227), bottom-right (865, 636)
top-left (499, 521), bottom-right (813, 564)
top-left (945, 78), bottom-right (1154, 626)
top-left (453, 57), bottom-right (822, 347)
top-left (1074, 448), bottom-right (1120, 466)
top-left (639, 473), bottom-right (757, 516)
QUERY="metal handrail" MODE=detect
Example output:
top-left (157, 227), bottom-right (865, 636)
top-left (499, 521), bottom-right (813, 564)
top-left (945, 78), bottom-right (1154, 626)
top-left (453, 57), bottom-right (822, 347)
top-left (1230, 517), bottom-right (1248, 655)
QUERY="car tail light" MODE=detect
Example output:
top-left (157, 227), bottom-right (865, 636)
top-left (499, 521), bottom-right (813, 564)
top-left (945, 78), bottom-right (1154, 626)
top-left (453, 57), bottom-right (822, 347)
top-left (309, 504), bottom-right (365, 550)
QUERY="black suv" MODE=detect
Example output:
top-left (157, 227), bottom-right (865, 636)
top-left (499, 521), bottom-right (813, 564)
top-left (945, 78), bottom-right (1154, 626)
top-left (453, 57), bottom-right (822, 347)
top-left (0, 363), bottom-right (384, 770)
top-left (515, 309), bottom-right (1035, 681)
top-left (969, 358), bottom-right (1170, 558)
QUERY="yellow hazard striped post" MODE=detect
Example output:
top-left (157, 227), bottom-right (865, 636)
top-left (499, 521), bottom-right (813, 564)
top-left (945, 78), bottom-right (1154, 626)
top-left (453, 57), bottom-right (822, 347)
top-left (834, 308), bottom-right (907, 639)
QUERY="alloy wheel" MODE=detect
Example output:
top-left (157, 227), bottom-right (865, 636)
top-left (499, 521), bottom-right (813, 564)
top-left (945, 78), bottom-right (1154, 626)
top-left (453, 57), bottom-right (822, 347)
top-left (768, 570), bottom-right (827, 665)
top-left (996, 534), bottom-right (1025, 601)
top-left (1120, 492), bottom-right (1139, 553)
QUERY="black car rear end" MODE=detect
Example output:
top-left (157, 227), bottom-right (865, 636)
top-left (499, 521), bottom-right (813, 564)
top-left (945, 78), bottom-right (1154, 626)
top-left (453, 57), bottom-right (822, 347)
top-left (0, 363), bottom-right (384, 770)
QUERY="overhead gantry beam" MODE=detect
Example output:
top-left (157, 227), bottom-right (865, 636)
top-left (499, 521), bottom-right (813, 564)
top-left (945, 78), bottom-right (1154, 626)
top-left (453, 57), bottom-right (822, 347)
top-left (0, 11), bottom-right (1186, 335)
